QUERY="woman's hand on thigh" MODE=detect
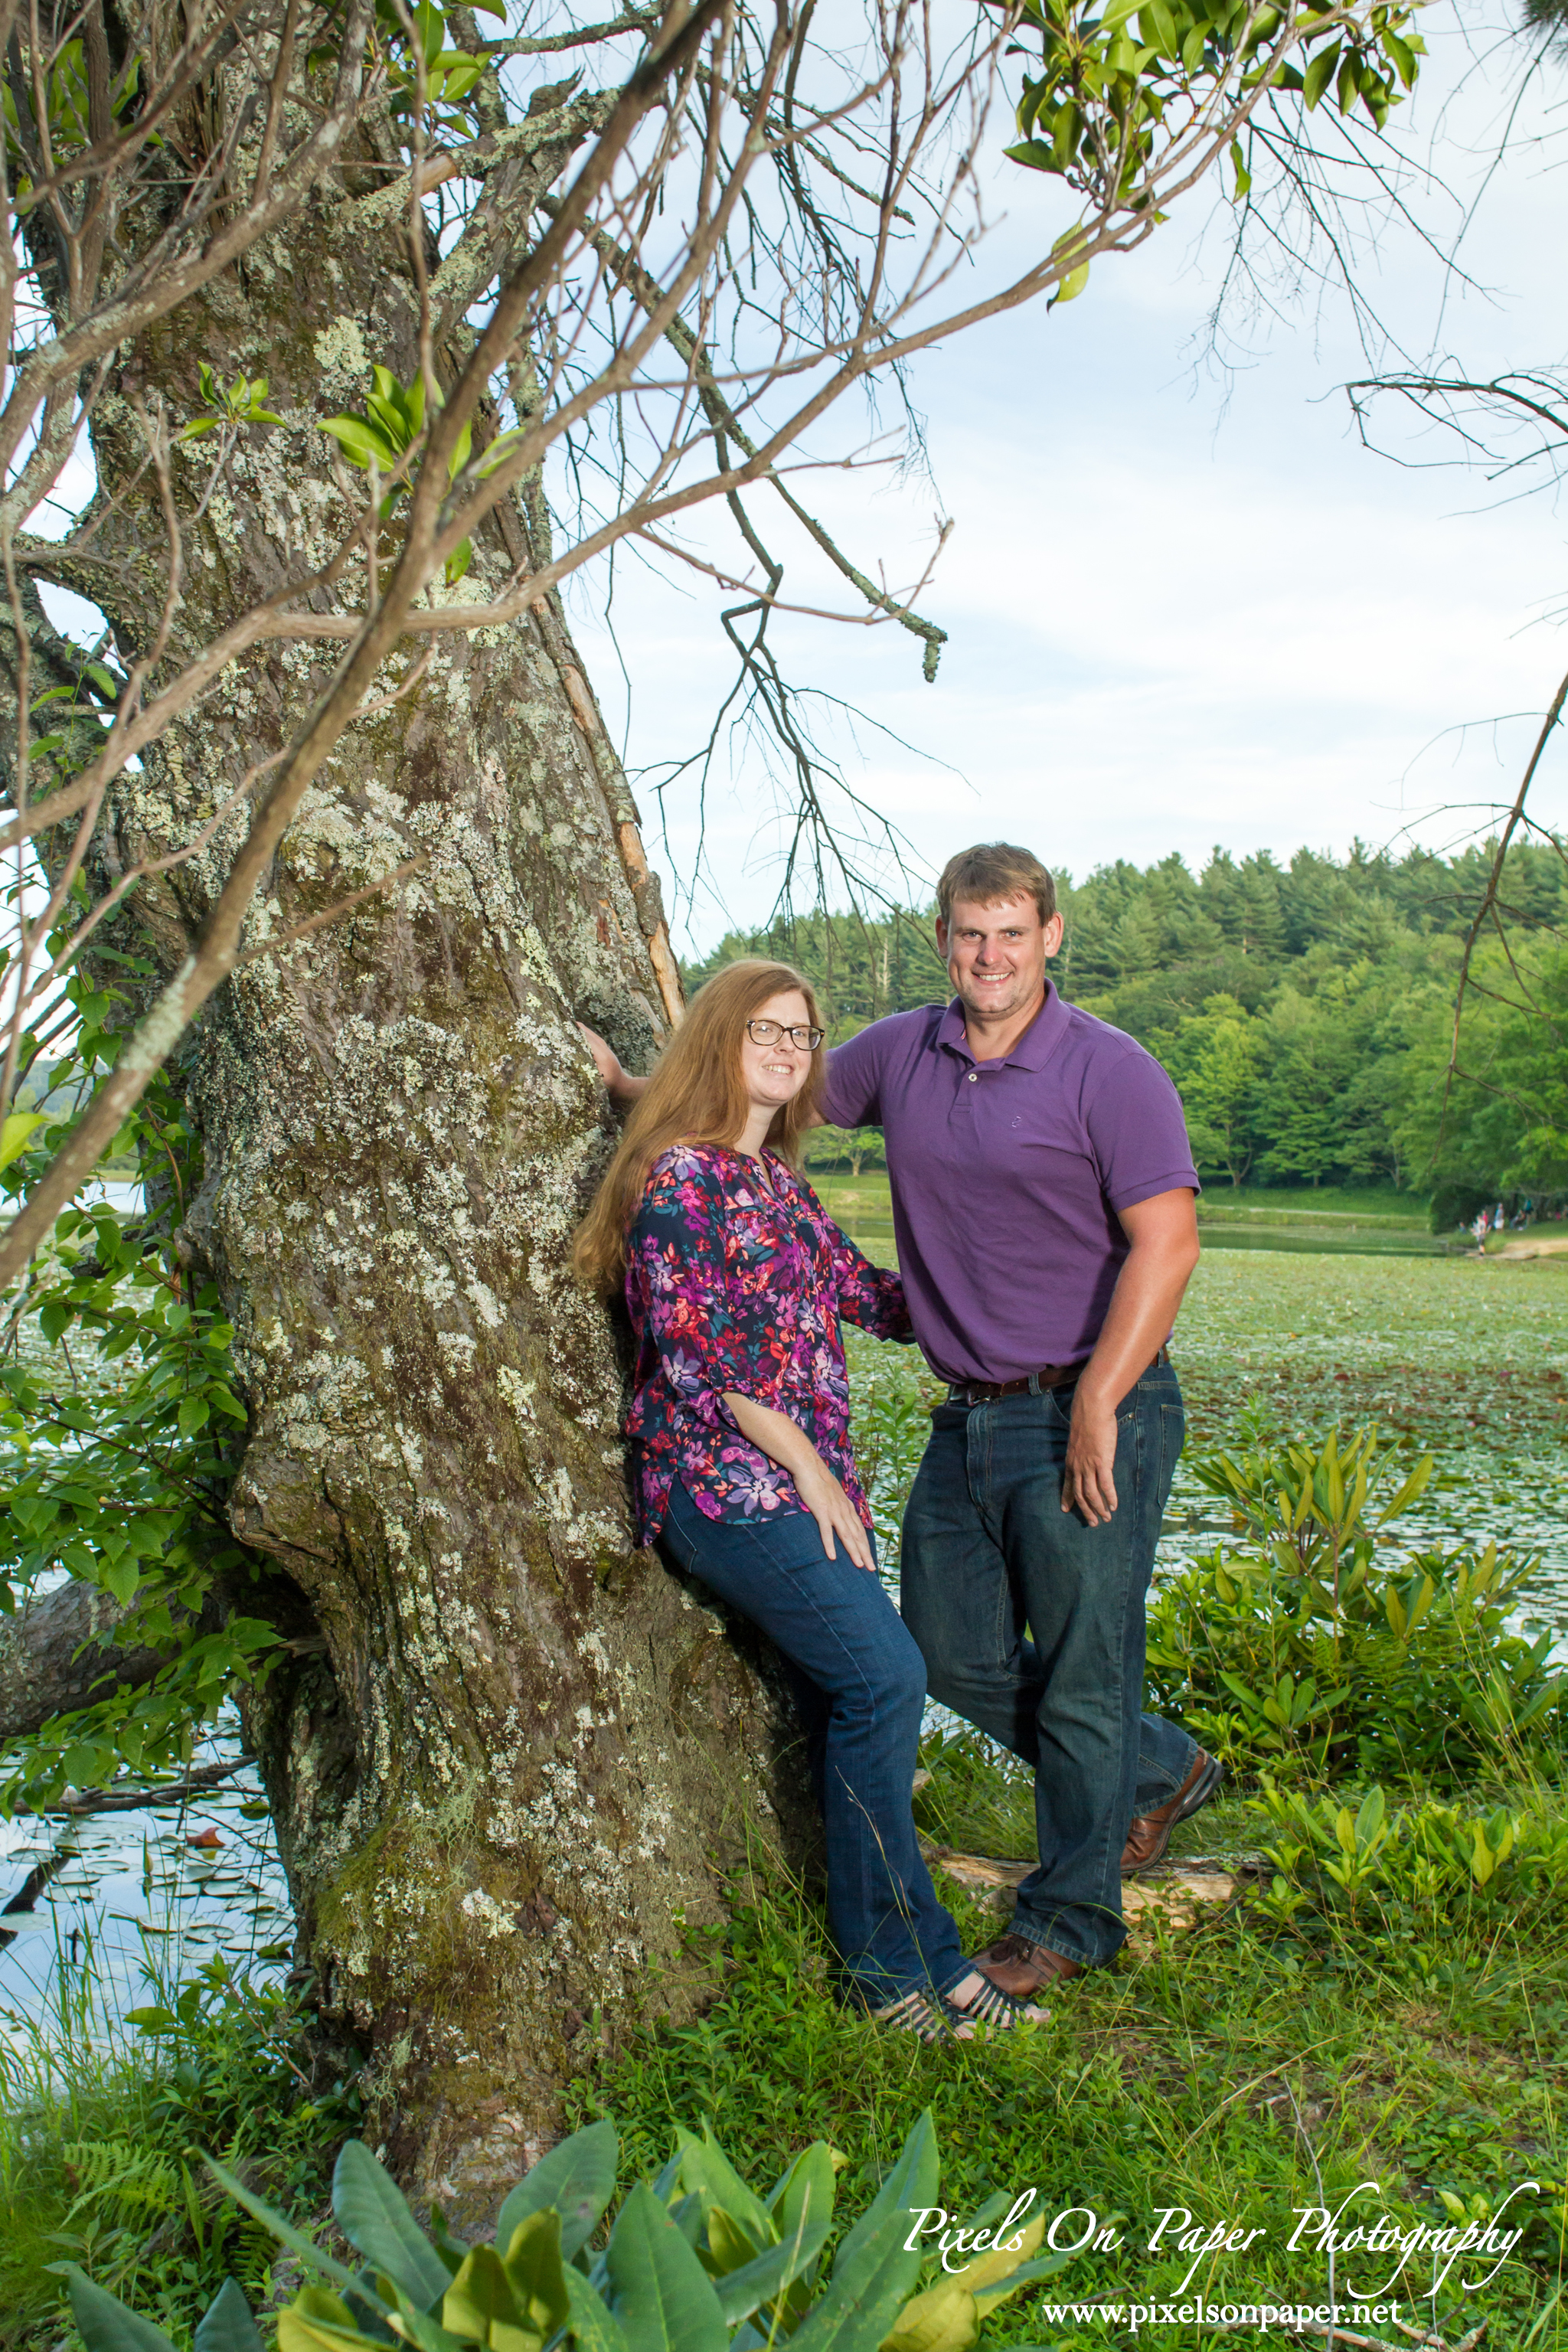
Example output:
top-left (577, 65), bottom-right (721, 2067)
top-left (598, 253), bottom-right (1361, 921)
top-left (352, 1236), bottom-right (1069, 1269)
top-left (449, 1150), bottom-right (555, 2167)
top-left (792, 1455), bottom-right (876, 1571)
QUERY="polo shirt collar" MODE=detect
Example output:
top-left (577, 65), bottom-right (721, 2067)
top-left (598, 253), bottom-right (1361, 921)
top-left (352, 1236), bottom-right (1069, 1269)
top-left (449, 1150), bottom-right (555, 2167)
top-left (936, 982), bottom-right (1071, 1069)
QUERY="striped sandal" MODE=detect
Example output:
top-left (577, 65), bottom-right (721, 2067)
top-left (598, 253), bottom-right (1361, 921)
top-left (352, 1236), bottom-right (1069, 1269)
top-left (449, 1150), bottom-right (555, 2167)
top-left (870, 1988), bottom-right (975, 2042)
top-left (944, 1968), bottom-right (1049, 2030)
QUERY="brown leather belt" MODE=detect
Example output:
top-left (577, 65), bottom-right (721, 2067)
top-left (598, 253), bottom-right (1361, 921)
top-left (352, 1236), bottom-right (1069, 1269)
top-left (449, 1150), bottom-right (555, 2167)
top-left (948, 1344), bottom-right (1169, 1407)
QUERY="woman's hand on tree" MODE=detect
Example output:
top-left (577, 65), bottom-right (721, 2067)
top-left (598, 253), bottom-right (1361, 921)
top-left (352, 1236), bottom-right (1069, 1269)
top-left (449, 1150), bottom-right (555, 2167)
top-left (577, 1021), bottom-right (623, 1087)
top-left (577, 1022), bottom-right (648, 1106)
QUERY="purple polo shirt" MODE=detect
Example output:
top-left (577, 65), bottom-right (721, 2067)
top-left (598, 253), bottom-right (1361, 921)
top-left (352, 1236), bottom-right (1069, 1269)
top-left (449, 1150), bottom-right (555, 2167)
top-left (819, 986), bottom-right (1199, 1383)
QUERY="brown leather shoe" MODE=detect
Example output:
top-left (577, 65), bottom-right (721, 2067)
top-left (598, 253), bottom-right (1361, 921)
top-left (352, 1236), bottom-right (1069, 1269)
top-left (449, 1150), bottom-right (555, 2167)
top-left (1120, 1749), bottom-right (1223, 1876)
top-left (971, 1932), bottom-right (1083, 1999)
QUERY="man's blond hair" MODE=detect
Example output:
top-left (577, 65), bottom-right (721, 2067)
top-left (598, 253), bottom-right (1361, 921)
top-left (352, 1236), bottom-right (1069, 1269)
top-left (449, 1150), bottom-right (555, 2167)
top-left (937, 843), bottom-right (1057, 928)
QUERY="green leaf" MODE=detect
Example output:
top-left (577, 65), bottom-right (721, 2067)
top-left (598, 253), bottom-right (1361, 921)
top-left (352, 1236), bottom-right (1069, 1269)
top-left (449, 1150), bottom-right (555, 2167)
top-left (205, 2156), bottom-right (385, 2310)
top-left (438, 56), bottom-right (485, 100)
top-left (100, 1553), bottom-right (142, 1606)
top-left (67, 2272), bottom-right (181, 2352)
top-left (276, 2289), bottom-right (376, 2352)
top-left (1354, 1785), bottom-right (1387, 1849)
top-left (1300, 38), bottom-right (1341, 109)
top-left (475, 426), bottom-right (526, 479)
top-left (332, 2141), bottom-right (452, 2310)
top-left (675, 2124), bottom-right (776, 2248)
top-left (322, 416), bottom-right (401, 471)
top-left (604, 2183), bottom-right (728, 2352)
top-left (563, 2269), bottom-right (629, 2352)
top-left (712, 2185), bottom-right (835, 2324)
top-left (414, 0), bottom-right (445, 68)
top-left (880, 2278), bottom-right (977, 2352)
top-left (443, 2243), bottom-right (528, 2341)
top-left (0, 1111), bottom-right (47, 1169)
top-left (498, 2210), bottom-right (570, 2337)
top-left (194, 2279), bottom-right (266, 2352)
top-left (769, 2138), bottom-right (839, 2235)
top-left (1138, 0), bottom-right (1178, 53)
top-left (495, 2116), bottom-right (617, 2262)
top-left (444, 537), bottom-right (472, 588)
top-left (971, 2246), bottom-right (1075, 2313)
top-left (707, 2142), bottom-right (837, 2324)
top-left (788, 2113), bottom-right (936, 2352)
top-left (38, 1295), bottom-right (74, 1344)
top-left (1381, 25), bottom-right (1416, 85)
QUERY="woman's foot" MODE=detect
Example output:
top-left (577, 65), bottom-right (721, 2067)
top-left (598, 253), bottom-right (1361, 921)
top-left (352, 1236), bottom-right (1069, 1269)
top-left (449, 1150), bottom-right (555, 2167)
top-left (870, 1988), bottom-right (975, 2042)
top-left (944, 1966), bottom-right (1050, 2030)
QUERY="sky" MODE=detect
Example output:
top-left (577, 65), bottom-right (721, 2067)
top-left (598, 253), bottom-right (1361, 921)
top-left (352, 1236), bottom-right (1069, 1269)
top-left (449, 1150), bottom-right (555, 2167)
top-left (559, 7), bottom-right (1568, 956)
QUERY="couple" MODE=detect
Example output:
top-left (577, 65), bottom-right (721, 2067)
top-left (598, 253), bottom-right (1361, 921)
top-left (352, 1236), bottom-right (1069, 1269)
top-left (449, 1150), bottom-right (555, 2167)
top-left (574, 840), bottom-right (1219, 2042)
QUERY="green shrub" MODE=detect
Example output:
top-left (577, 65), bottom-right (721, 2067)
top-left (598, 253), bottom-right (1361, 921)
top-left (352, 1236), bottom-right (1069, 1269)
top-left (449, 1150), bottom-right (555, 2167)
top-left (65, 2111), bottom-right (1070, 2352)
top-left (1, 1953), bottom-right (350, 2350)
top-left (1249, 1777), bottom-right (1568, 1943)
top-left (1146, 1428), bottom-right (1564, 1784)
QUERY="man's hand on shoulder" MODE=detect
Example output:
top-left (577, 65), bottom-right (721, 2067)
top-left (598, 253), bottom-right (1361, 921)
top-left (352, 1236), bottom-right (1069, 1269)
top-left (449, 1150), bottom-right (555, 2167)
top-left (577, 1021), bottom-right (648, 1108)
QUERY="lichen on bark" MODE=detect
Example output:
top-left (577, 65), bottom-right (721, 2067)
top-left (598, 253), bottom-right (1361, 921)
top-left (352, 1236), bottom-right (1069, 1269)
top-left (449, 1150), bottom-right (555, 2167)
top-left (72, 148), bottom-right (812, 2209)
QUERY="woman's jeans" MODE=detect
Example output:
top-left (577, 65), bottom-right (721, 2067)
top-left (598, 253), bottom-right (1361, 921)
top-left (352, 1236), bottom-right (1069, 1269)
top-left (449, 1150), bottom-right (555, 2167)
top-left (900, 1359), bottom-right (1196, 1968)
top-left (658, 1480), bottom-right (969, 2009)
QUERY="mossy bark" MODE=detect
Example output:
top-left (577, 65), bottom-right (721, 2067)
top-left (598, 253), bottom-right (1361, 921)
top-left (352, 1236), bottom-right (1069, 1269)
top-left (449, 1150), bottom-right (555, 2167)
top-left (79, 153), bottom-right (810, 2206)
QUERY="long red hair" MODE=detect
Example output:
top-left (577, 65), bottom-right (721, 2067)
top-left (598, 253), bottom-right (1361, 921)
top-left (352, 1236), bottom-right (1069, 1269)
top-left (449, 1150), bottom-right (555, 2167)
top-left (573, 959), bottom-right (825, 1293)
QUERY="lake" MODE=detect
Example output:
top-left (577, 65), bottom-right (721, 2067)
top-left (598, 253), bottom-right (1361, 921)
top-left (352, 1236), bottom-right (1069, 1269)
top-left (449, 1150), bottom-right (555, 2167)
top-left (0, 1741), bottom-right (294, 2069)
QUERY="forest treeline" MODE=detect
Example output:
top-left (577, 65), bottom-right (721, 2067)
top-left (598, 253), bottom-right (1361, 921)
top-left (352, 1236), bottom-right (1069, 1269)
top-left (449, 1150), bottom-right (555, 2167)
top-left (688, 841), bottom-right (1568, 1223)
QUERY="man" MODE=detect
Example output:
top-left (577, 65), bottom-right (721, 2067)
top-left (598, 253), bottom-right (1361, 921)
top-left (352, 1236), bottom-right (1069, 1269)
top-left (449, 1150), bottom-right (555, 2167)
top-left (583, 841), bottom-right (1218, 1997)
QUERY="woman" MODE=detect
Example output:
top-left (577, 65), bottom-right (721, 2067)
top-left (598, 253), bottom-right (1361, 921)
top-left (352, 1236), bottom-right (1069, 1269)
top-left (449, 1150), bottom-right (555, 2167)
top-left (574, 959), bottom-right (1042, 2040)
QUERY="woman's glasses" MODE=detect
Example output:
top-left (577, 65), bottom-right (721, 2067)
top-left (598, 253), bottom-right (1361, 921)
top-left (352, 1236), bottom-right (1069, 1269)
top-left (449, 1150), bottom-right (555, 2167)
top-left (746, 1018), bottom-right (824, 1050)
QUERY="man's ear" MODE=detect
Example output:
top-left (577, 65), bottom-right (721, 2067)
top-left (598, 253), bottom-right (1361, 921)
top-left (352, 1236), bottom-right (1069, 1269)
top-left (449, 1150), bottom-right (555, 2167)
top-left (935, 917), bottom-right (949, 960)
top-left (1044, 912), bottom-right (1065, 959)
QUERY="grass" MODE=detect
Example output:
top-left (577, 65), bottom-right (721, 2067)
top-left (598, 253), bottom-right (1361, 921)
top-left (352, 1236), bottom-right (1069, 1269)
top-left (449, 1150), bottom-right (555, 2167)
top-left (0, 1947), bottom-right (352, 2350)
top-left (570, 1811), bottom-right (1568, 2350)
top-left (11, 1233), bottom-right (1568, 2350)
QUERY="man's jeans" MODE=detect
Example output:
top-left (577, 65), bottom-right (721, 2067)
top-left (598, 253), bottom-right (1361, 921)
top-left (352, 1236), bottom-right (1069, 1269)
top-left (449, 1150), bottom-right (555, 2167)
top-left (900, 1360), bottom-right (1197, 1968)
top-left (658, 1480), bottom-right (969, 2010)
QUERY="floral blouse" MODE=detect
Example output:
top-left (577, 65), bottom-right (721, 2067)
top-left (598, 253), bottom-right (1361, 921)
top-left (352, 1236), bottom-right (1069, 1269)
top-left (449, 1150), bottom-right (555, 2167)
top-left (623, 1142), bottom-right (912, 1544)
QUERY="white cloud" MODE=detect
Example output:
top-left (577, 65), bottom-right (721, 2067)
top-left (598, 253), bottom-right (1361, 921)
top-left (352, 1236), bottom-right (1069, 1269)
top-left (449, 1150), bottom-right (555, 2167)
top-left (561, 14), bottom-right (1568, 949)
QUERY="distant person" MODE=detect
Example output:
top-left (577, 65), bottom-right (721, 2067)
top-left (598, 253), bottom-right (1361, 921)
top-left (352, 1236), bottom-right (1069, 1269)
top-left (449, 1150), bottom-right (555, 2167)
top-left (584, 846), bottom-right (1217, 2001)
top-left (573, 959), bottom-right (1044, 2042)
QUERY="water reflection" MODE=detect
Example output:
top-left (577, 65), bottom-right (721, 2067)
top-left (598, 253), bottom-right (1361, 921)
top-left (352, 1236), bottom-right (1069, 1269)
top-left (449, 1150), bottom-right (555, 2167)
top-left (0, 1736), bottom-right (292, 2056)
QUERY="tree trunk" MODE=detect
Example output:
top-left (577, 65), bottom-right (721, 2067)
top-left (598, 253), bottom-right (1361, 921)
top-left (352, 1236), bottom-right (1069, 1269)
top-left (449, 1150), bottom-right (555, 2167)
top-left (73, 139), bottom-right (812, 2207)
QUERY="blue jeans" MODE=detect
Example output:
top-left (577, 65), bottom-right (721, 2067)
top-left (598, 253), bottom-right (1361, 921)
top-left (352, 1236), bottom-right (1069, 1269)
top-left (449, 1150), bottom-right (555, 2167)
top-left (900, 1361), bottom-right (1197, 1968)
top-left (658, 1481), bottom-right (969, 2010)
